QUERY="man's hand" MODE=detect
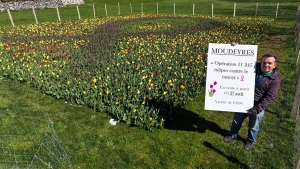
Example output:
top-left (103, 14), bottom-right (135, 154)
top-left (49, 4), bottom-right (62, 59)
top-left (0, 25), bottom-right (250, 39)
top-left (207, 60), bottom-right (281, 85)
top-left (230, 42), bottom-right (238, 46)
top-left (247, 111), bottom-right (257, 115)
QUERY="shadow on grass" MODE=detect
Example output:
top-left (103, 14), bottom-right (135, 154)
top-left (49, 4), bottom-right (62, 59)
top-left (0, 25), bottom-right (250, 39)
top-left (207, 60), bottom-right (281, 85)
top-left (203, 141), bottom-right (250, 169)
top-left (164, 107), bottom-right (246, 143)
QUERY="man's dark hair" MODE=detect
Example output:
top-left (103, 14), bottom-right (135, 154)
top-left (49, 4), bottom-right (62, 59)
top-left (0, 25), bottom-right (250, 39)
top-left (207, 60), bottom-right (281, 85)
top-left (262, 54), bottom-right (277, 63)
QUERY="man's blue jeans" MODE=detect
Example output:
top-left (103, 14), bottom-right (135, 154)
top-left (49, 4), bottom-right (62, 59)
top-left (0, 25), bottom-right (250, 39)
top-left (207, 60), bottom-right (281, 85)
top-left (229, 110), bottom-right (265, 145)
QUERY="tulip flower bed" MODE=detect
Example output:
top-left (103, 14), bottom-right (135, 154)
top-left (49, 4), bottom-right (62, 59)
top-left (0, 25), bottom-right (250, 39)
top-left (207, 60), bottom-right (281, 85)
top-left (0, 15), bottom-right (272, 131)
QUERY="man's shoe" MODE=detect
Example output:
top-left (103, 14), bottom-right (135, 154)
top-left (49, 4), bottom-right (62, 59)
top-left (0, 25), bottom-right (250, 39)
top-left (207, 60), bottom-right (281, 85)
top-left (223, 135), bottom-right (234, 143)
top-left (244, 140), bottom-right (254, 151)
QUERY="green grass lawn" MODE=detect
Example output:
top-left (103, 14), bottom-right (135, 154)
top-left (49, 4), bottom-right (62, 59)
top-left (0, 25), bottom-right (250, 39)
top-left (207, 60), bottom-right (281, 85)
top-left (0, 0), bottom-right (299, 168)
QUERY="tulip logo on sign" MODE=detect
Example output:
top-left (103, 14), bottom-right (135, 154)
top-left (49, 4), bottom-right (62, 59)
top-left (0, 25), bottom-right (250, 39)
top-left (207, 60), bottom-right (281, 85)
top-left (208, 81), bottom-right (217, 97)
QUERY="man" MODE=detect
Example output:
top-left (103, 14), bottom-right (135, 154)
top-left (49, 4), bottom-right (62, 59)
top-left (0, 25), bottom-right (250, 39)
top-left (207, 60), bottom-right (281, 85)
top-left (223, 54), bottom-right (281, 151)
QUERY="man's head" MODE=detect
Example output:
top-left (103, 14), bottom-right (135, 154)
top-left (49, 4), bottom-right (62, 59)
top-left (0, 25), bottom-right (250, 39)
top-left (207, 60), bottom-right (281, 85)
top-left (260, 54), bottom-right (277, 74)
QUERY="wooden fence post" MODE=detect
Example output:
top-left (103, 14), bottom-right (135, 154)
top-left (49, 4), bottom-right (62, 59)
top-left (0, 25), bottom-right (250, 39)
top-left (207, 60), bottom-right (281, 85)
top-left (76, 5), bottom-right (81, 20)
top-left (93, 4), bottom-right (96, 18)
top-left (295, 8), bottom-right (300, 56)
top-left (291, 66), bottom-right (300, 119)
top-left (56, 7), bottom-right (61, 22)
top-left (130, 3), bottom-right (132, 14)
top-left (173, 3), bottom-right (175, 15)
top-left (233, 3), bottom-right (236, 17)
top-left (291, 6), bottom-right (300, 119)
top-left (297, 156), bottom-right (300, 169)
top-left (255, 3), bottom-right (258, 17)
top-left (296, 49), bottom-right (300, 64)
top-left (105, 4), bottom-right (108, 16)
top-left (118, 2), bottom-right (120, 15)
top-left (276, 3), bottom-right (279, 18)
top-left (212, 3), bottom-right (214, 18)
top-left (141, 3), bottom-right (143, 15)
top-left (193, 4), bottom-right (195, 16)
top-left (156, 2), bottom-right (158, 15)
top-left (32, 7), bottom-right (38, 24)
top-left (7, 9), bottom-right (14, 27)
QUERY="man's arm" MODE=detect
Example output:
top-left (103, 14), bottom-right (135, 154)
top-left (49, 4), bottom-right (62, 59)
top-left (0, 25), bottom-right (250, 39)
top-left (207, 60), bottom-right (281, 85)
top-left (248, 79), bottom-right (281, 115)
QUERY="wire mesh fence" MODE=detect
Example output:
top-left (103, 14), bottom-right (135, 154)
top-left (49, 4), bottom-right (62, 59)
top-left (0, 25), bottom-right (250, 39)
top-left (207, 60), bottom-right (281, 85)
top-left (0, 106), bottom-right (72, 169)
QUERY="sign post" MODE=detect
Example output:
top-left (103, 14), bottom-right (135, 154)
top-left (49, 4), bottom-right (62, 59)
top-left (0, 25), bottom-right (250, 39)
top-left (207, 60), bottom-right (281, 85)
top-left (204, 43), bottom-right (258, 113)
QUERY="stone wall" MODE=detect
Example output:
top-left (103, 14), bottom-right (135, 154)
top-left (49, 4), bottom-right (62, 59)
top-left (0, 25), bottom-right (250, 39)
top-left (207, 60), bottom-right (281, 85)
top-left (61, 0), bottom-right (84, 5)
top-left (0, 0), bottom-right (84, 12)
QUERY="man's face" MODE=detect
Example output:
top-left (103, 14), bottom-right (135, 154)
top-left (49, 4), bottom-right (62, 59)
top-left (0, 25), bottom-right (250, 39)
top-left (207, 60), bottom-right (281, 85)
top-left (261, 56), bottom-right (276, 74)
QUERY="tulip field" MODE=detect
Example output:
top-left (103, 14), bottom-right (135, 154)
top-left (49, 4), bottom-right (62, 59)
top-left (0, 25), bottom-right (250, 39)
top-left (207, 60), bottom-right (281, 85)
top-left (0, 14), bottom-right (272, 131)
top-left (0, 0), bottom-right (299, 167)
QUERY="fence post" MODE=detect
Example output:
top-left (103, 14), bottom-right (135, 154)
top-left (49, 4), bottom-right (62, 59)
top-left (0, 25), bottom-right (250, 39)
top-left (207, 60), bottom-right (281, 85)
top-left (105, 4), bottom-right (108, 16)
top-left (76, 5), bottom-right (81, 20)
top-left (56, 7), bottom-right (61, 22)
top-left (294, 7), bottom-right (300, 166)
top-left (296, 10), bottom-right (300, 64)
top-left (193, 4), bottom-right (195, 16)
top-left (291, 69), bottom-right (300, 119)
top-left (93, 4), bottom-right (96, 18)
top-left (297, 157), bottom-right (300, 169)
top-left (118, 2), bottom-right (120, 15)
top-left (212, 3), bottom-right (214, 18)
top-left (32, 7), bottom-right (38, 24)
top-left (130, 3), bottom-right (132, 14)
top-left (296, 49), bottom-right (300, 64)
top-left (292, 7), bottom-right (300, 119)
top-left (276, 3), bottom-right (279, 18)
top-left (173, 3), bottom-right (175, 15)
top-left (233, 3), bottom-right (236, 17)
top-left (156, 2), bottom-right (158, 15)
top-left (7, 9), bottom-right (14, 27)
top-left (255, 3), bottom-right (258, 17)
top-left (141, 3), bottom-right (143, 15)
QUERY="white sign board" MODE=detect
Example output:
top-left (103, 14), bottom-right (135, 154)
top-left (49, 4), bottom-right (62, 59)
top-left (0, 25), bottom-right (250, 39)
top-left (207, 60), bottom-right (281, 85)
top-left (204, 43), bottom-right (257, 113)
